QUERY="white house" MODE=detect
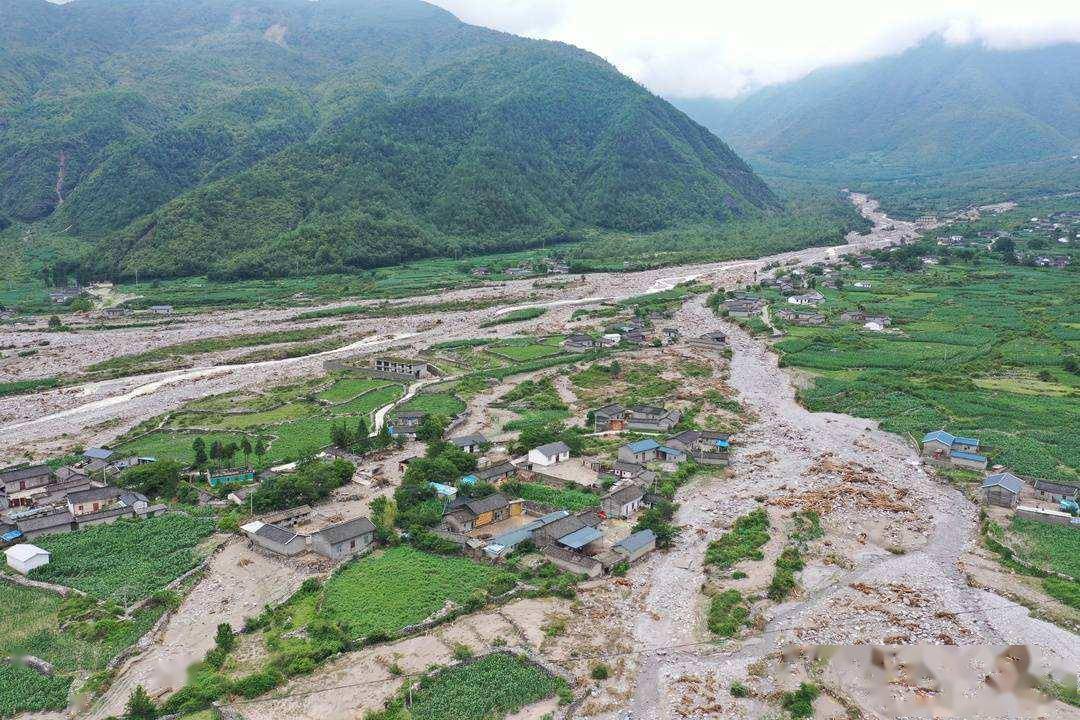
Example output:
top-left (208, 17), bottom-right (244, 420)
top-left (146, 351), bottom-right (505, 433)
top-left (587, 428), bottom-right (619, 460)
top-left (528, 441), bottom-right (570, 467)
top-left (788, 291), bottom-right (824, 306)
top-left (5, 543), bottom-right (51, 574)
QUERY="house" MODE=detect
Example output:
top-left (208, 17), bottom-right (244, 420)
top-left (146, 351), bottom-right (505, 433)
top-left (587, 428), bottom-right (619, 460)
top-left (611, 529), bottom-right (657, 564)
top-left (853, 281), bottom-right (872, 289)
top-left (206, 468), bottom-right (255, 487)
top-left (100, 307), bottom-right (130, 319)
top-left (610, 461), bottom-right (658, 488)
top-left (982, 473), bottom-right (1022, 508)
top-left (723, 296), bottom-right (764, 317)
top-left (528, 441), bottom-right (570, 467)
top-left (921, 430), bottom-right (982, 466)
top-left (261, 505), bottom-right (312, 528)
top-left (83, 448), bottom-right (114, 462)
top-left (471, 266), bottom-right (491, 277)
top-left (601, 485), bottom-right (645, 519)
top-left (624, 404), bottom-right (681, 432)
top-left (149, 305), bottom-right (174, 315)
top-left (482, 510), bottom-right (570, 558)
top-left (5, 543), bottom-right (50, 574)
top-left (388, 411), bottom-right (426, 436)
top-left (1033, 479), bottom-right (1079, 503)
top-left (788, 291), bottom-right (825, 306)
top-left (948, 450), bottom-right (988, 471)
top-left (594, 404), bottom-right (629, 431)
top-left (372, 356), bottom-right (432, 380)
top-left (533, 513), bottom-right (603, 553)
top-left (242, 521), bottom-right (306, 556)
top-left (618, 439), bottom-right (660, 464)
top-left (66, 486), bottom-right (122, 516)
top-left (688, 331), bottom-right (727, 350)
top-left (17, 510), bottom-right (74, 539)
top-left (449, 434), bottom-right (488, 454)
top-left (443, 493), bottom-right (522, 533)
top-left (775, 308), bottom-right (826, 326)
top-left (0, 464), bottom-right (56, 507)
top-left (309, 517), bottom-right (376, 560)
top-left (563, 334), bottom-right (598, 352)
top-left (471, 461), bottom-right (518, 484)
top-left (664, 430), bottom-right (730, 465)
top-left (118, 491), bottom-right (149, 512)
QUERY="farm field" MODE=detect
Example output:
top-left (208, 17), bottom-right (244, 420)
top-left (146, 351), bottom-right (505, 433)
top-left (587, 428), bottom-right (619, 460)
top-left (773, 261), bottom-right (1079, 482)
top-left (318, 547), bottom-right (514, 639)
top-left (116, 375), bottom-right (404, 467)
top-left (503, 482), bottom-right (600, 511)
top-left (30, 513), bottom-right (217, 603)
top-left (402, 652), bottom-right (567, 720)
top-left (1009, 517), bottom-right (1080, 579)
top-left (399, 392), bottom-right (467, 417)
top-left (486, 337), bottom-right (565, 363)
top-left (0, 584), bottom-right (165, 716)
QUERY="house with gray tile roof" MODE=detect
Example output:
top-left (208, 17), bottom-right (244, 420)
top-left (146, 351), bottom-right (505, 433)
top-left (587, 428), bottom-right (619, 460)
top-left (309, 517), bottom-right (376, 560)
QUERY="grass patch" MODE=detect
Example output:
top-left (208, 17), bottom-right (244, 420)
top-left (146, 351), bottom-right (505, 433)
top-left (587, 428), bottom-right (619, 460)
top-left (705, 509), bottom-right (770, 569)
top-left (0, 664), bottom-right (71, 717)
top-left (707, 589), bottom-right (749, 637)
top-left (1009, 517), bottom-right (1080, 578)
top-left (399, 392), bottom-right (466, 417)
top-left (315, 378), bottom-right (394, 404)
top-left (479, 307), bottom-right (547, 327)
top-left (0, 377), bottom-right (60, 397)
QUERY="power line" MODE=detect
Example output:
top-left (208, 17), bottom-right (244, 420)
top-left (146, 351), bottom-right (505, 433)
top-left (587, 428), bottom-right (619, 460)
top-left (221, 595), bottom-right (1039, 707)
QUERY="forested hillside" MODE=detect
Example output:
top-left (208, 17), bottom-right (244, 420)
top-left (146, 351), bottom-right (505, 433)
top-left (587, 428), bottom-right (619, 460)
top-left (677, 38), bottom-right (1080, 211)
top-left (0, 0), bottom-right (777, 279)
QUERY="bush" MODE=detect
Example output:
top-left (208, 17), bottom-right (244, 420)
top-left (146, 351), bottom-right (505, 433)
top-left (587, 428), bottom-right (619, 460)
top-left (781, 683), bottom-right (820, 719)
top-left (452, 643), bottom-right (474, 661)
top-left (231, 668), bottom-right (284, 699)
top-left (611, 561), bottom-right (629, 577)
top-left (730, 681), bottom-right (749, 698)
top-left (707, 589), bottom-right (749, 637)
top-left (590, 663), bottom-right (610, 680)
top-left (215, 623), bottom-right (236, 652)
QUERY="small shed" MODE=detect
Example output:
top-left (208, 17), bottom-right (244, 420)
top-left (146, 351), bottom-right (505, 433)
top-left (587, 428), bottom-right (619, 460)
top-left (242, 521), bottom-right (305, 556)
top-left (618, 439), bottom-right (660, 464)
top-left (981, 472), bottom-right (1022, 508)
top-left (5, 543), bottom-right (50, 574)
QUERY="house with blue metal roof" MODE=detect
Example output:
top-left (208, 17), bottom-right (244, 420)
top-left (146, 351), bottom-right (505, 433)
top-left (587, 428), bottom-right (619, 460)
top-left (612, 529), bottom-right (657, 563)
top-left (922, 429), bottom-right (985, 469)
top-left (618, 438), bottom-right (661, 463)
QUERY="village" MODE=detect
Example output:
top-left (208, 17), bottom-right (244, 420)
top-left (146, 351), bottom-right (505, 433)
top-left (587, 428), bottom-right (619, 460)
top-left (1, 194), bottom-right (1077, 720)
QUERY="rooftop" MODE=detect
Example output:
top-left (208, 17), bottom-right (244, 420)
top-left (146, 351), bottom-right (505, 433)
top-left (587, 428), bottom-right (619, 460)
top-left (557, 525), bottom-right (603, 550)
top-left (532, 441), bottom-right (570, 458)
top-left (614, 529), bottom-right (656, 555)
top-left (464, 492), bottom-right (510, 516)
top-left (982, 472), bottom-right (1022, 494)
top-left (311, 516), bottom-right (376, 544)
top-left (626, 439), bottom-right (660, 454)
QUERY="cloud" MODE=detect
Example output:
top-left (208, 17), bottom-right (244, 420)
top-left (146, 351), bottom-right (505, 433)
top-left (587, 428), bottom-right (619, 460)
top-left (430, 0), bottom-right (1080, 98)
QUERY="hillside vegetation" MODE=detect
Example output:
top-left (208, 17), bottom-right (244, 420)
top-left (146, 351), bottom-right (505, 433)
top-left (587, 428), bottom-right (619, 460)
top-left (678, 38), bottom-right (1080, 212)
top-left (1, 0), bottom-right (776, 281)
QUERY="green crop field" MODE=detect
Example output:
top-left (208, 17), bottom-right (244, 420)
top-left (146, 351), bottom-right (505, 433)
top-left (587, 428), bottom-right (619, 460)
top-left (0, 584), bottom-right (164, 716)
top-left (480, 307), bottom-right (547, 328)
top-left (316, 378), bottom-right (395, 403)
top-left (487, 337), bottom-right (565, 362)
top-left (773, 260), bottom-right (1079, 482)
top-left (503, 482), bottom-right (600, 511)
top-left (31, 513), bottom-right (216, 603)
top-left (116, 375), bottom-right (404, 468)
top-left (319, 547), bottom-right (513, 639)
top-left (1009, 517), bottom-right (1080, 579)
top-left (405, 652), bottom-right (567, 720)
top-left (399, 392), bottom-right (466, 417)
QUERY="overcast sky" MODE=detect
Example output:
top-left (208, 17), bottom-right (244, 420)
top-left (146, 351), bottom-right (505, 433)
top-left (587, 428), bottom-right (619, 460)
top-left (430, 0), bottom-right (1080, 98)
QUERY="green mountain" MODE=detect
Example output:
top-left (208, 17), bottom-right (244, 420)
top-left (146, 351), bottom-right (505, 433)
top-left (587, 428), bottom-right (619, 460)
top-left (677, 39), bottom-right (1080, 187)
top-left (0, 0), bottom-right (777, 279)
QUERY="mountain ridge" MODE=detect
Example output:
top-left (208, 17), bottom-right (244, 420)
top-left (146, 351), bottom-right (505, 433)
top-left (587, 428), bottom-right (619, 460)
top-left (0, 0), bottom-right (778, 279)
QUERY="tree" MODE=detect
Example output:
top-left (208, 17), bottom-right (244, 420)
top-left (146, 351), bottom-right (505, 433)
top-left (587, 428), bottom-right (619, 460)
top-left (119, 460), bottom-right (183, 499)
top-left (209, 440), bottom-right (223, 462)
top-left (192, 437), bottom-right (207, 467)
top-left (47, 315), bottom-right (62, 330)
top-left (124, 685), bottom-right (156, 720)
top-left (416, 414), bottom-right (450, 443)
top-left (254, 437), bottom-right (267, 459)
top-left (70, 296), bottom-right (93, 312)
top-left (241, 437), bottom-right (252, 459)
